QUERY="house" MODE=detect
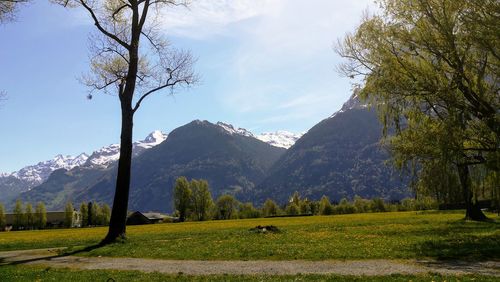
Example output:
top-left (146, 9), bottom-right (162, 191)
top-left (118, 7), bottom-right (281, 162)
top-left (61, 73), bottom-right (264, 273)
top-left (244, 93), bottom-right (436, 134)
top-left (126, 211), bottom-right (168, 225)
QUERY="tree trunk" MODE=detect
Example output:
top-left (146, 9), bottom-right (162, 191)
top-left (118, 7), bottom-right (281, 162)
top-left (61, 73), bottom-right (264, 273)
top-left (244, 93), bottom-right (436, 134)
top-left (102, 106), bottom-right (134, 244)
top-left (457, 164), bottom-right (488, 221)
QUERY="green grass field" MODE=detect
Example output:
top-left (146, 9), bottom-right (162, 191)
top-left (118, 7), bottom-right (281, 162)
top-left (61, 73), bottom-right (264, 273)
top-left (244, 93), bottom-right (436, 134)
top-left (0, 211), bottom-right (498, 261)
top-left (0, 265), bottom-right (497, 282)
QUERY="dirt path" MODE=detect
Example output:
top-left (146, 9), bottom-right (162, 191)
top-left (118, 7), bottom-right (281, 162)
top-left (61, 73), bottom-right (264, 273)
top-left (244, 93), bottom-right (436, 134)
top-left (0, 249), bottom-right (498, 276)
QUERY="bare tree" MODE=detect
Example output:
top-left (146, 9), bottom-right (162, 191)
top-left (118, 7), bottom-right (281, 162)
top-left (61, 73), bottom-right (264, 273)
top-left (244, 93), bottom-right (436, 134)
top-left (0, 0), bottom-right (29, 23)
top-left (55, 0), bottom-right (197, 243)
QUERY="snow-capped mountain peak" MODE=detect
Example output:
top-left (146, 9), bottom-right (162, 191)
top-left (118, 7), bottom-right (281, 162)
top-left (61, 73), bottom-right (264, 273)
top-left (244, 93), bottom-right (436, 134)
top-left (215, 121), bottom-right (302, 149)
top-left (256, 131), bottom-right (303, 149)
top-left (144, 130), bottom-right (168, 144)
top-left (216, 122), bottom-right (255, 138)
top-left (85, 130), bottom-right (168, 168)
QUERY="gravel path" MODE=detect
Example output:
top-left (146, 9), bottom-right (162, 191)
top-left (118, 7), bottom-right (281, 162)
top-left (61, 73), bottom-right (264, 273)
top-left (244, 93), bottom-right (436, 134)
top-left (1, 249), bottom-right (499, 276)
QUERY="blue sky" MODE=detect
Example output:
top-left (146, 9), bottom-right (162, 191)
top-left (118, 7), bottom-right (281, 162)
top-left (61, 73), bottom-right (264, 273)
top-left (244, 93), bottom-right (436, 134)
top-left (0, 0), bottom-right (374, 172)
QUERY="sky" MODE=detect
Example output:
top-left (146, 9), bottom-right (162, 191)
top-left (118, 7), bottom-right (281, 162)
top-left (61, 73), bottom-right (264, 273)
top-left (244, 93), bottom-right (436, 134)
top-left (0, 0), bottom-right (375, 173)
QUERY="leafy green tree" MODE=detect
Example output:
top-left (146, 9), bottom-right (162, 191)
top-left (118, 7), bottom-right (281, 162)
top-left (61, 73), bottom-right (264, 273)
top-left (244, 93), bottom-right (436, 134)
top-left (262, 199), bottom-right (279, 217)
top-left (35, 202), bottom-right (47, 229)
top-left (64, 202), bottom-right (74, 228)
top-left (238, 202), bottom-right (261, 219)
top-left (0, 203), bottom-right (5, 231)
top-left (13, 199), bottom-right (24, 230)
top-left (215, 195), bottom-right (239, 220)
top-left (91, 202), bottom-right (102, 225)
top-left (173, 177), bottom-right (192, 222)
top-left (353, 196), bottom-right (371, 213)
top-left (415, 160), bottom-right (462, 205)
top-left (54, 0), bottom-right (197, 243)
top-left (190, 179), bottom-right (213, 221)
top-left (299, 198), bottom-right (312, 215)
top-left (25, 203), bottom-right (34, 230)
top-left (309, 200), bottom-right (320, 215)
top-left (319, 196), bottom-right (333, 215)
top-left (100, 204), bottom-right (111, 226)
top-left (80, 202), bottom-right (88, 227)
top-left (334, 198), bottom-right (356, 215)
top-left (337, 0), bottom-right (499, 221)
top-left (285, 203), bottom-right (300, 216)
top-left (87, 202), bottom-right (95, 226)
top-left (370, 198), bottom-right (387, 213)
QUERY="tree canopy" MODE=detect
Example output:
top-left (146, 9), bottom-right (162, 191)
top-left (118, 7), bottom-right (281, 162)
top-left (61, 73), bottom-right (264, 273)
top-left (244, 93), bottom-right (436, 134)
top-left (0, 0), bottom-right (29, 23)
top-left (337, 0), bottom-right (499, 220)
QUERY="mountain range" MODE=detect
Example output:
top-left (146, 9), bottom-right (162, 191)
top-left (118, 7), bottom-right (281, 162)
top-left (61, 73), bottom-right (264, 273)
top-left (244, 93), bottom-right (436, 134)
top-left (0, 127), bottom-right (301, 205)
top-left (1, 94), bottom-right (410, 211)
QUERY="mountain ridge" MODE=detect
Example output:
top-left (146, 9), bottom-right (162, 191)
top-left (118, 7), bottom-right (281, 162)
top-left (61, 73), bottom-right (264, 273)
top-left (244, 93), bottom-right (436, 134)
top-left (14, 120), bottom-right (287, 212)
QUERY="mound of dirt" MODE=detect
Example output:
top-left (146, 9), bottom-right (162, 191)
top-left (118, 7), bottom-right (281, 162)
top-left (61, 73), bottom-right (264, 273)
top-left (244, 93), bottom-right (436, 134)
top-left (249, 225), bottom-right (281, 233)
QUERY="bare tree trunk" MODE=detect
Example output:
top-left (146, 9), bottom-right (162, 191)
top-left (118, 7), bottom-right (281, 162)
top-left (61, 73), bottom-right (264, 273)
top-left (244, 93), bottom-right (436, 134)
top-left (102, 105), bottom-right (134, 244)
top-left (457, 164), bottom-right (488, 221)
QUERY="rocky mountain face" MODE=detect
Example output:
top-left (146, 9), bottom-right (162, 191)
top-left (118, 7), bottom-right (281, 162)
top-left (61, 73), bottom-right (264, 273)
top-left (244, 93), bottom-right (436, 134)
top-left (254, 94), bottom-right (409, 204)
top-left (15, 121), bottom-right (286, 212)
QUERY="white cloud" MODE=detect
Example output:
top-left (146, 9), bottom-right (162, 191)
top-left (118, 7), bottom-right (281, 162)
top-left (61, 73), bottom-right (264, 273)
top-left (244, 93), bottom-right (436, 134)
top-left (161, 0), bottom-right (377, 130)
top-left (161, 0), bottom-right (282, 38)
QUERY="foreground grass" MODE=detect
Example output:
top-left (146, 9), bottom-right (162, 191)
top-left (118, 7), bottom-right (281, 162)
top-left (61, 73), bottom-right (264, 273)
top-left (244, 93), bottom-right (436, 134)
top-left (0, 265), bottom-right (497, 282)
top-left (0, 211), bottom-right (498, 261)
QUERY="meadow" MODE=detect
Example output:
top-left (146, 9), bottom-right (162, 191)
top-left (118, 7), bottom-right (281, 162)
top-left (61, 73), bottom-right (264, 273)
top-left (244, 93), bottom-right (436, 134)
top-left (0, 211), bottom-right (498, 261)
top-left (0, 265), bottom-right (498, 282)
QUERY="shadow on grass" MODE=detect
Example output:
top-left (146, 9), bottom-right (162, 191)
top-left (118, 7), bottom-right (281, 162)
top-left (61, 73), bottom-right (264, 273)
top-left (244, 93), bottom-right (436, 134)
top-left (414, 220), bottom-right (500, 261)
top-left (0, 244), bottom-right (104, 267)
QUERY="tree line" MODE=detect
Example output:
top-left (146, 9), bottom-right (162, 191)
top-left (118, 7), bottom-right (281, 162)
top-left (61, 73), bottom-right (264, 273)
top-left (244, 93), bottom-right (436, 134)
top-left (0, 200), bottom-right (110, 231)
top-left (173, 177), bottom-right (440, 222)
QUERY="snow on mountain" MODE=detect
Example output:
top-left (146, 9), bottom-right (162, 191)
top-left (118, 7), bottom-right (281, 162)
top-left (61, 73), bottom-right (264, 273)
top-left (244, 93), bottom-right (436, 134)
top-left (0, 131), bottom-right (168, 190)
top-left (216, 122), bottom-right (302, 149)
top-left (84, 144), bottom-right (121, 168)
top-left (216, 122), bottom-right (255, 137)
top-left (256, 131), bottom-right (303, 149)
top-left (136, 130), bottom-right (168, 149)
top-left (8, 153), bottom-right (89, 187)
top-left (85, 130), bottom-right (168, 168)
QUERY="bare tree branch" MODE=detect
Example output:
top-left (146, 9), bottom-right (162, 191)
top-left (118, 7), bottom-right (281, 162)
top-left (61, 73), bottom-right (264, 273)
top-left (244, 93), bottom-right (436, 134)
top-left (78, 0), bottom-right (130, 50)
